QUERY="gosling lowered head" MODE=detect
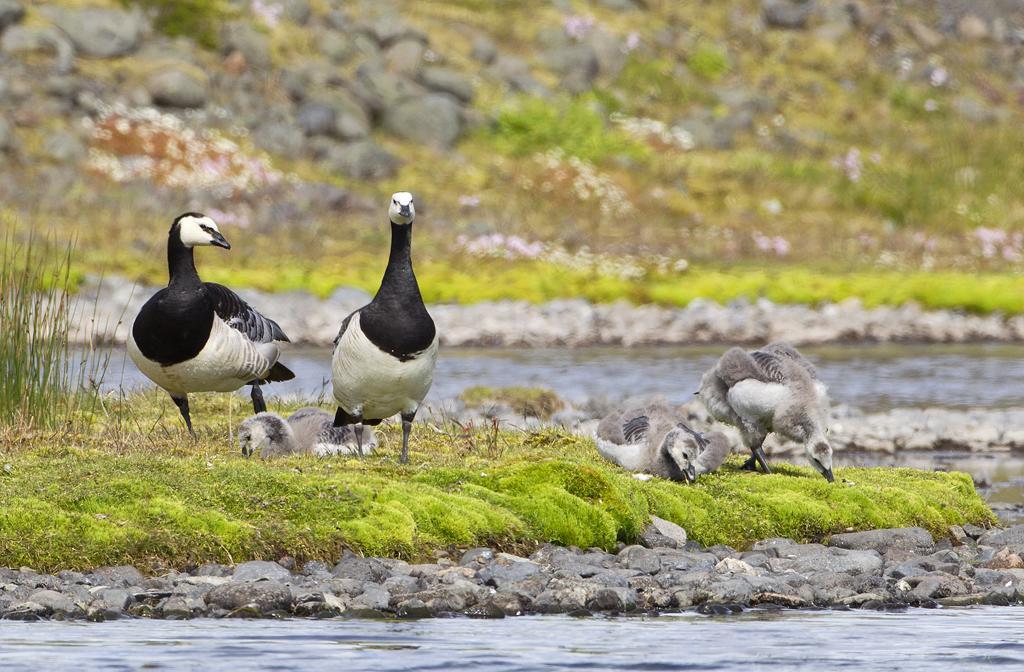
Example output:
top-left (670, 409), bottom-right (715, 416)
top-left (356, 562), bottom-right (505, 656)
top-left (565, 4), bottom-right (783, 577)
top-left (661, 427), bottom-right (699, 483)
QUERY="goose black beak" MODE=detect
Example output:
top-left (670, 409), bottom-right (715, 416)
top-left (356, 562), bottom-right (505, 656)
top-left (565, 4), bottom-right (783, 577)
top-left (210, 231), bottom-right (231, 249)
top-left (824, 468), bottom-right (835, 483)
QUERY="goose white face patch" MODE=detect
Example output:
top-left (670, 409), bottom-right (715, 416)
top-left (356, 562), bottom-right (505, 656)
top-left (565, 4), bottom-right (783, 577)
top-left (388, 192), bottom-right (415, 225)
top-left (178, 214), bottom-right (222, 248)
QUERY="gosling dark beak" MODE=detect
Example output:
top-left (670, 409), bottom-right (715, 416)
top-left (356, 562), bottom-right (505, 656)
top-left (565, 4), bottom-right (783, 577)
top-left (241, 443), bottom-right (251, 457)
top-left (824, 467), bottom-right (834, 483)
top-left (210, 231), bottom-right (231, 249)
top-left (685, 464), bottom-right (697, 483)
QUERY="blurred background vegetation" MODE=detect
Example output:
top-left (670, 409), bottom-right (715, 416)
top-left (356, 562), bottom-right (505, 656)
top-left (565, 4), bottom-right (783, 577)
top-left (3, 0), bottom-right (1024, 310)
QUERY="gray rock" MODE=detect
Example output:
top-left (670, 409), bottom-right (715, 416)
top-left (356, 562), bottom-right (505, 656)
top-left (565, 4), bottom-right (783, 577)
top-left (92, 587), bottom-right (131, 613)
top-left (317, 30), bottom-right (355, 64)
top-left (296, 102), bottom-right (337, 136)
top-left (978, 526), bottom-right (1024, 549)
top-left (146, 69), bottom-right (207, 109)
top-left (252, 120), bottom-right (306, 159)
top-left (470, 35), bottom-right (497, 64)
top-left (543, 43), bottom-right (599, 94)
top-left (326, 140), bottom-right (399, 180)
top-left (233, 561), bottom-right (292, 583)
top-left (418, 67), bottom-right (474, 103)
top-left (2, 601), bottom-right (46, 620)
top-left (386, 39), bottom-right (424, 76)
top-left (352, 584), bottom-right (389, 610)
top-left (486, 55), bottom-right (546, 95)
top-left (314, 90), bottom-right (371, 140)
top-left (352, 63), bottom-right (423, 114)
top-left (770, 544), bottom-right (882, 576)
top-left (45, 7), bottom-right (144, 58)
top-left (762, 0), bottom-right (816, 29)
top-left (29, 590), bottom-right (81, 617)
top-left (205, 581), bottom-right (293, 613)
top-left (586, 586), bottom-right (637, 611)
top-left (281, 0), bottom-right (311, 25)
top-left (383, 93), bottom-right (463, 148)
top-left (648, 516), bottom-right (688, 547)
top-left (1, 26), bottom-right (75, 74)
top-left (90, 566), bottom-right (145, 589)
top-left (195, 563), bottom-right (232, 577)
top-left (0, 0), bottom-right (25, 32)
top-left (460, 548), bottom-right (495, 567)
top-left (619, 546), bottom-right (661, 574)
top-left (222, 21), bottom-right (271, 69)
top-left (332, 554), bottom-right (390, 583)
top-left (829, 528), bottom-right (934, 554)
top-left (478, 553), bottom-right (542, 590)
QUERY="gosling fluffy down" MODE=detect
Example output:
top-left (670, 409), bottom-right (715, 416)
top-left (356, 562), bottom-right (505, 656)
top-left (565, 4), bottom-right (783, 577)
top-left (238, 408), bottom-right (378, 458)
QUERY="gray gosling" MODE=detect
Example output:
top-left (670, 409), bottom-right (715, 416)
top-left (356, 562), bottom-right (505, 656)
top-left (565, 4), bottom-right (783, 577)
top-left (595, 402), bottom-right (732, 482)
top-left (238, 407), bottom-right (377, 459)
top-left (698, 342), bottom-right (834, 482)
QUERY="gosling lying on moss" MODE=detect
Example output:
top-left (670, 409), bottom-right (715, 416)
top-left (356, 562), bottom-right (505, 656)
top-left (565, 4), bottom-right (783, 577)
top-left (595, 402), bottom-right (731, 482)
top-left (238, 407), bottom-right (377, 458)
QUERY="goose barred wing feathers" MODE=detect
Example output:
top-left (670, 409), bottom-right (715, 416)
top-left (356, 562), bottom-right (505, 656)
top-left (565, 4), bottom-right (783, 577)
top-left (205, 283), bottom-right (290, 344)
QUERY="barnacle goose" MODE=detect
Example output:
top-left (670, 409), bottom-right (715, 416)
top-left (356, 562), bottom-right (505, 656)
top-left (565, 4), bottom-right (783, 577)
top-left (238, 407), bottom-right (376, 458)
top-left (331, 192), bottom-right (438, 463)
top-left (595, 402), bottom-right (731, 482)
top-left (127, 213), bottom-right (294, 435)
top-left (697, 342), bottom-right (834, 481)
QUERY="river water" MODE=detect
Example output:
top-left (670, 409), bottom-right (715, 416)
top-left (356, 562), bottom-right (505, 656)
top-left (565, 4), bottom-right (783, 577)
top-left (95, 343), bottom-right (1024, 411)
top-left (2, 608), bottom-right (1022, 671)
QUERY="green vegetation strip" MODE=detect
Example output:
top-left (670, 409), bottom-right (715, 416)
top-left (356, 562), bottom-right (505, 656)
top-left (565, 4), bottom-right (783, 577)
top-left (0, 427), bottom-right (993, 573)
top-left (91, 252), bottom-right (1024, 315)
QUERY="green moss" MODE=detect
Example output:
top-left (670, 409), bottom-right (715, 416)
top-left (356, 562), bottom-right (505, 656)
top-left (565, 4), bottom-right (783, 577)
top-left (688, 42), bottom-right (730, 82)
top-left (459, 385), bottom-right (565, 420)
top-left (0, 395), bottom-right (996, 572)
top-left (123, 0), bottom-right (232, 50)
top-left (486, 95), bottom-right (648, 162)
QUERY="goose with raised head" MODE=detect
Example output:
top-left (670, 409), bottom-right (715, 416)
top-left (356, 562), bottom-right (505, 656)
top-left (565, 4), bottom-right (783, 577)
top-left (595, 402), bottom-right (732, 482)
top-left (698, 342), bottom-right (834, 481)
top-left (127, 213), bottom-right (294, 435)
top-left (331, 192), bottom-right (438, 463)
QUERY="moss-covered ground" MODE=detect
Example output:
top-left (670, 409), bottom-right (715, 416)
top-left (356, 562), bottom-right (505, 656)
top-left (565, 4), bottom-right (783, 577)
top-left (0, 391), bottom-right (995, 573)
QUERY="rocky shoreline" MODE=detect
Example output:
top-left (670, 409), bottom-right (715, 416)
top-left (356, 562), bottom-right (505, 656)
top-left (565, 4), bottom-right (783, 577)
top-left (72, 276), bottom-right (1024, 348)
top-left (3, 524), bottom-right (1023, 621)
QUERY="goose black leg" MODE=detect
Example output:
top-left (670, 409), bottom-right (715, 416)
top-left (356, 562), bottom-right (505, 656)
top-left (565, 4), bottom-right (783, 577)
top-left (250, 382), bottom-right (266, 414)
top-left (171, 394), bottom-right (195, 439)
top-left (400, 411), bottom-right (416, 465)
top-left (333, 407), bottom-right (364, 457)
top-left (743, 440), bottom-right (773, 474)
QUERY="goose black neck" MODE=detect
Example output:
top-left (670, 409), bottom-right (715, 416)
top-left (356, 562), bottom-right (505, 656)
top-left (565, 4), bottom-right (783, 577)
top-left (374, 222), bottom-right (421, 304)
top-left (167, 236), bottom-right (201, 290)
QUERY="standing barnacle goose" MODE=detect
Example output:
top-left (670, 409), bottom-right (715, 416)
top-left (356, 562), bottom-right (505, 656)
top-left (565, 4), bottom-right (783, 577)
top-left (331, 192), bottom-right (438, 464)
top-left (127, 213), bottom-right (294, 435)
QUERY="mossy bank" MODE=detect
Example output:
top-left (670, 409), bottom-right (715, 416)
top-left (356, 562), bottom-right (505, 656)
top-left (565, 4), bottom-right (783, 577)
top-left (0, 393), bottom-right (994, 573)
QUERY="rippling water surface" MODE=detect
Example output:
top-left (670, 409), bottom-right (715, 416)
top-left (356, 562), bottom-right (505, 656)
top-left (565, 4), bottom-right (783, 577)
top-left (93, 343), bottom-right (1024, 411)
top-left (2, 609), bottom-right (1022, 671)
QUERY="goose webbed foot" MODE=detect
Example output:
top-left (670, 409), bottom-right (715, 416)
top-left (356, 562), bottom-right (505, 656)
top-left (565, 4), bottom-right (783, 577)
top-left (171, 394), bottom-right (196, 440)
